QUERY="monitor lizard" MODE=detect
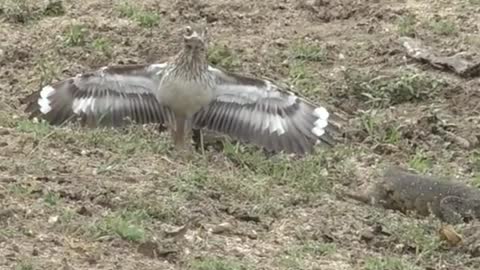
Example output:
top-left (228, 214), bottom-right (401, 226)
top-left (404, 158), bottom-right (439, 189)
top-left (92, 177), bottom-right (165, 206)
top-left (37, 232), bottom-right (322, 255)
top-left (344, 166), bottom-right (480, 224)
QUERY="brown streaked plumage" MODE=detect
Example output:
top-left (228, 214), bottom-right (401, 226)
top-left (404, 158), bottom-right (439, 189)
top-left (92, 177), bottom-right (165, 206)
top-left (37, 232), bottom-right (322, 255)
top-left (20, 24), bottom-right (342, 155)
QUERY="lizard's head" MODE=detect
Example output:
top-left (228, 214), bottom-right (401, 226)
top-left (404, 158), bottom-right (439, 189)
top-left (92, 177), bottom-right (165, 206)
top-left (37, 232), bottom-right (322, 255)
top-left (182, 24), bottom-right (208, 52)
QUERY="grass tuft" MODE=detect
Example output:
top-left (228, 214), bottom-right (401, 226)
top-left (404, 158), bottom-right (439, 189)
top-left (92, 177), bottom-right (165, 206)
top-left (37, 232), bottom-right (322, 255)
top-left (428, 18), bottom-right (458, 36)
top-left (43, 0), bottom-right (65, 17)
top-left (289, 42), bottom-right (328, 62)
top-left (364, 257), bottom-right (420, 270)
top-left (408, 150), bottom-right (433, 173)
top-left (63, 24), bottom-right (88, 47)
top-left (188, 257), bottom-right (248, 270)
top-left (342, 68), bottom-right (446, 109)
top-left (1, 0), bottom-right (37, 23)
top-left (396, 13), bottom-right (417, 37)
top-left (90, 210), bottom-right (150, 242)
top-left (15, 261), bottom-right (34, 270)
top-left (92, 37), bottom-right (113, 57)
top-left (208, 44), bottom-right (241, 69)
top-left (117, 2), bottom-right (160, 28)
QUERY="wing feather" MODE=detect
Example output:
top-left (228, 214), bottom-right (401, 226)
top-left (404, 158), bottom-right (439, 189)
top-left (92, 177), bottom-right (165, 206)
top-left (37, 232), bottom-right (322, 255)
top-left (193, 66), bottom-right (338, 154)
top-left (21, 63), bottom-right (173, 128)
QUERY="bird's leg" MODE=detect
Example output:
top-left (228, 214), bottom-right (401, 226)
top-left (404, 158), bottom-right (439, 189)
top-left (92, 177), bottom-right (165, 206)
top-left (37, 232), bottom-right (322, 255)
top-left (173, 115), bottom-right (186, 150)
top-left (192, 128), bottom-right (205, 154)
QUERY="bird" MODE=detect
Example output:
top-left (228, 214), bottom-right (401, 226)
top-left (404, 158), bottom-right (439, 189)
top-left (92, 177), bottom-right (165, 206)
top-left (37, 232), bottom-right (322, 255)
top-left (20, 23), bottom-right (341, 155)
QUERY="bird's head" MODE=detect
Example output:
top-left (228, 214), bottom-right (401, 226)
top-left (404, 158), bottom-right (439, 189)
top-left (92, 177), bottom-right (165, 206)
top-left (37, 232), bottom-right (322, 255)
top-left (182, 25), bottom-right (208, 52)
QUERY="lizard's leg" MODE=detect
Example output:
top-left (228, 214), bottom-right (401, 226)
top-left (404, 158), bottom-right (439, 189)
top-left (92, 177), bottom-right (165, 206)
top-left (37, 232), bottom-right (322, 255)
top-left (439, 196), bottom-right (471, 224)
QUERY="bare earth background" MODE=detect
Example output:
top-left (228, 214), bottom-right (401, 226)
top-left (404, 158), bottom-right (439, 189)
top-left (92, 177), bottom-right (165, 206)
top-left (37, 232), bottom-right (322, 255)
top-left (1, 0), bottom-right (480, 269)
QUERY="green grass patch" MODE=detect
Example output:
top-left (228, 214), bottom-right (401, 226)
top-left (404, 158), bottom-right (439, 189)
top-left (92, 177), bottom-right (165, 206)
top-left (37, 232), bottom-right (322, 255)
top-left (43, 0), bottom-right (65, 17)
top-left (364, 256), bottom-right (420, 270)
top-left (63, 24), bottom-right (88, 47)
top-left (1, 0), bottom-right (37, 23)
top-left (359, 110), bottom-right (402, 145)
top-left (278, 242), bottom-right (337, 269)
top-left (342, 68), bottom-right (446, 109)
top-left (428, 18), bottom-right (458, 36)
top-left (289, 42), bottom-right (328, 62)
top-left (117, 2), bottom-right (160, 28)
top-left (188, 257), bottom-right (249, 270)
top-left (288, 61), bottom-right (321, 95)
top-left (92, 37), bottom-right (113, 57)
top-left (44, 191), bottom-right (61, 206)
top-left (396, 13), bottom-right (417, 37)
top-left (89, 210), bottom-right (150, 242)
top-left (408, 150), bottom-right (433, 173)
top-left (15, 261), bottom-right (34, 270)
top-left (208, 44), bottom-right (241, 70)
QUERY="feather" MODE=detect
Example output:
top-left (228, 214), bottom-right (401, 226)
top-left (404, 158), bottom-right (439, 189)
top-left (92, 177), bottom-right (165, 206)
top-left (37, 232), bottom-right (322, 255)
top-left (22, 64), bottom-right (173, 128)
top-left (193, 66), bottom-right (337, 154)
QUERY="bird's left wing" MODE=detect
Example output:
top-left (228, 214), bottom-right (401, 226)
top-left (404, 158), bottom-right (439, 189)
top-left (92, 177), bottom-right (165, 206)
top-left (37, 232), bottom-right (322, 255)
top-left (20, 63), bottom-right (174, 127)
top-left (193, 66), bottom-right (340, 155)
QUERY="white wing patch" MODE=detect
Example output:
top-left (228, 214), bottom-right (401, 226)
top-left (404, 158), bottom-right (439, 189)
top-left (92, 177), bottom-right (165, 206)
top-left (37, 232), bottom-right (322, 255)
top-left (72, 97), bottom-right (96, 114)
top-left (312, 107), bottom-right (330, 137)
top-left (262, 114), bottom-right (287, 135)
top-left (37, 85), bottom-right (55, 114)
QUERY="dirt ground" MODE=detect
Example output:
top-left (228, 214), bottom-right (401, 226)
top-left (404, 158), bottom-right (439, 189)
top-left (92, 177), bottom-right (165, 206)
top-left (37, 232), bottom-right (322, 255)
top-left (1, 0), bottom-right (480, 269)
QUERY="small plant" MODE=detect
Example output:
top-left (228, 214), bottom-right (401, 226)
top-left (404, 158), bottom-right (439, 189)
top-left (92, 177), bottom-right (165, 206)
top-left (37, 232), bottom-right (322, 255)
top-left (90, 210), bottom-right (150, 242)
top-left (359, 110), bottom-right (403, 145)
top-left (117, 2), bottom-right (160, 28)
top-left (92, 37), bottom-right (112, 57)
top-left (117, 2), bottom-right (136, 18)
top-left (289, 42), bottom-right (328, 62)
top-left (16, 119), bottom-right (52, 139)
top-left (63, 24), bottom-right (88, 47)
top-left (44, 191), bottom-right (61, 206)
top-left (15, 261), bottom-right (34, 270)
top-left (408, 150), bottom-right (433, 173)
top-left (364, 257), bottom-right (418, 270)
top-left (188, 257), bottom-right (248, 270)
top-left (343, 69), bottom-right (445, 108)
top-left (2, 0), bottom-right (37, 23)
top-left (43, 0), bottom-right (65, 16)
top-left (396, 13), bottom-right (417, 37)
top-left (208, 44), bottom-right (241, 69)
top-left (288, 61), bottom-right (319, 95)
top-left (135, 11), bottom-right (160, 28)
top-left (429, 18), bottom-right (458, 36)
top-left (35, 56), bottom-right (61, 85)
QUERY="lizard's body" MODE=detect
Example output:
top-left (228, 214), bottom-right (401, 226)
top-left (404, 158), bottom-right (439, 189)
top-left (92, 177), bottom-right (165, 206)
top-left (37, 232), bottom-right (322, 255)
top-left (346, 166), bottom-right (480, 224)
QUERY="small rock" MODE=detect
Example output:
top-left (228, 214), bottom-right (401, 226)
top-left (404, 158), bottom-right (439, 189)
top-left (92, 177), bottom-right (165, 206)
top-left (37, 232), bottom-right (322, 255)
top-left (210, 222), bottom-right (233, 234)
top-left (0, 129), bottom-right (9, 135)
top-left (274, 38), bottom-right (288, 47)
top-left (48, 215), bottom-right (59, 224)
top-left (360, 229), bottom-right (375, 242)
top-left (245, 229), bottom-right (258, 239)
top-left (137, 241), bottom-right (159, 259)
top-left (164, 224), bottom-right (188, 238)
top-left (77, 206), bottom-right (92, 216)
top-left (12, 244), bottom-right (20, 252)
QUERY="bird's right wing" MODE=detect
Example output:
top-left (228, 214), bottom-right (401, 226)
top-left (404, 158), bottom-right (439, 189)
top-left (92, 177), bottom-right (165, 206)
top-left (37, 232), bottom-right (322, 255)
top-left (21, 63), bottom-right (174, 127)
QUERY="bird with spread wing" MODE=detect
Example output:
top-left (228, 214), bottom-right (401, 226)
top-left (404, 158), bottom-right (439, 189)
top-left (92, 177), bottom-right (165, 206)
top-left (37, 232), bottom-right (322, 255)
top-left (21, 24), bottom-right (342, 155)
